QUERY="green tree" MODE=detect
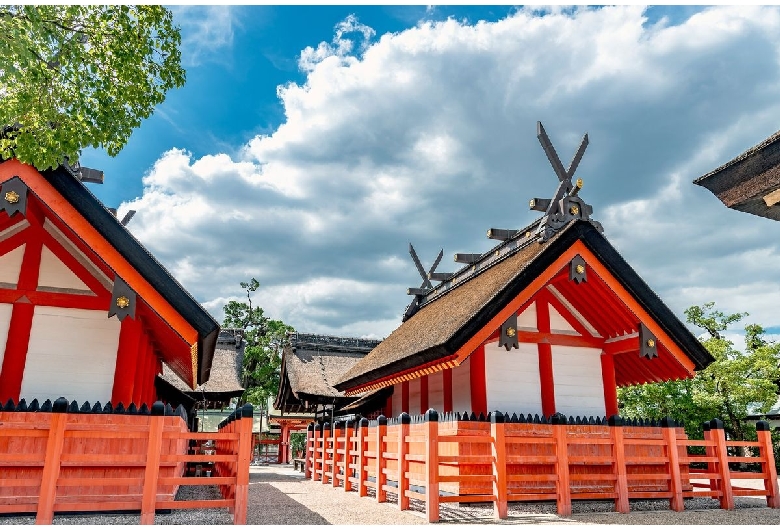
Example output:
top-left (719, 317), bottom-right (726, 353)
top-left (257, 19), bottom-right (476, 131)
top-left (222, 279), bottom-right (294, 410)
top-left (0, 5), bottom-right (185, 170)
top-left (619, 303), bottom-right (780, 444)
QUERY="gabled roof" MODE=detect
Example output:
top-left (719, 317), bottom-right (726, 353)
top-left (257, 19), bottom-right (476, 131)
top-left (335, 220), bottom-right (713, 394)
top-left (274, 333), bottom-right (381, 413)
top-left (0, 159), bottom-right (219, 386)
top-left (694, 129), bottom-right (780, 221)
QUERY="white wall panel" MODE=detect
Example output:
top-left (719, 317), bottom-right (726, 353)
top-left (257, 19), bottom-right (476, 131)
top-left (0, 303), bottom-right (14, 371)
top-left (391, 382), bottom-right (402, 416)
top-left (551, 346), bottom-right (605, 417)
top-left (408, 378), bottom-right (421, 415)
top-left (517, 301), bottom-right (537, 330)
top-left (549, 305), bottom-right (577, 334)
top-left (37, 246), bottom-right (91, 292)
top-left (451, 358), bottom-right (471, 413)
top-left (428, 371), bottom-right (444, 413)
top-left (484, 341), bottom-right (542, 416)
top-left (0, 245), bottom-right (25, 286)
top-left (21, 306), bottom-right (120, 404)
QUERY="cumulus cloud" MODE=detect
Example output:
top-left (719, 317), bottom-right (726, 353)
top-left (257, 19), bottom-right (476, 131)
top-left (121, 6), bottom-right (780, 340)
top-left (171, 5), bottom-right (236, 67)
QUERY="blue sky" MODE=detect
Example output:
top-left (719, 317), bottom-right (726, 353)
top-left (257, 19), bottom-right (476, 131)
top-left (78, 5), bottom-right (780, 347)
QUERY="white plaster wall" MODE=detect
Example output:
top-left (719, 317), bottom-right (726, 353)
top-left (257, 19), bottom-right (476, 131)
top-left (0, 245), bottom-right (25, 286)
top-left (428, 371), bottom-right (444, 413)
top-left (21, 306), bottom-right (120, 404)
top-left (451, 357), bottom-right (471, 413)
top-left (551, 346), bottom-right (605, 417)
top-left (408, 378), bottom-right (421, 415)
top-left (37, 246), bottom-right (91, 292)
top-left (548, 305), bottom-right (577, 334)
top-left (517, 301), bottom-right (537, 330)
top-left (484, 341), bottom-right (542, 416)
top-left (0, 303), bottom-right (14, 371)
top-left (391, 382), bottom-right (402, 416)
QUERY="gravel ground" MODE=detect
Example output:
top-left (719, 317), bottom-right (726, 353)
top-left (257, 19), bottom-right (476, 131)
top-left (1, 465), bottom-right (779, 525)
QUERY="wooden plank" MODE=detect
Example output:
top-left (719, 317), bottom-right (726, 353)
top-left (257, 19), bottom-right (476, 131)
top-left (663, 426), bottom-right (683, 512)
top-left (757, 427), bottom-right (780, 508)
top-left (157, 476), bottom-right (236, 486)
top-left (155, 499), bottom-right (234, 510)
top-left (553, 424), bottom-right (571, 516)
top-left (140, 414), bottom-right (164, 524)
top-left (36, 413), bottom-right (67, 525)
top-left (425, 417), bottom-right (439, 523)
top-left (507, 493), bottom-right (558, 502)
top-left (438, 495), bottom-right (496, 503)
top-left (491, 420), bottom-right (507, 519)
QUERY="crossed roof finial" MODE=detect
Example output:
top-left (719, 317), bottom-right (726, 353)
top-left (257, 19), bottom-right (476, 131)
top-left (530, 121), bottom-right (602, 241)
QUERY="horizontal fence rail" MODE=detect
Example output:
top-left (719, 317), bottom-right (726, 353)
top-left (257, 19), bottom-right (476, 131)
top-left (0, 398), bottom-right (253, 524)
top-left (305, 410), bottom-right (779, 522)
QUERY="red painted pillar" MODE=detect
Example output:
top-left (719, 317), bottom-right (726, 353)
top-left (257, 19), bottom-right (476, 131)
top-left (600, 352), bottom-right (619, 417)
top-left (536, 295), bottom-right (556, 416)
top-left (469, 344), bottom-right (487, 416)
top-left (111, 316), bottom-right (142, 406)
top-left (443, 368), bottom-right (453, 413)
top-left (132, 338), bottom-right (148, 406)
top-left (144, 350), bottom-right (157, 406)
top-left (0, 302), bottom-right (35, 402)
top-left (420, 375), bottom-right (429, 414)
top-left (384, 393), bottom-right (393, 417)
top-left (401, 381), bottom-right (409, 414)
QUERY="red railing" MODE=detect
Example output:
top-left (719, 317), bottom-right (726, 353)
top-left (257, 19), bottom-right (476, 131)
top-left (0, 399), bottom-right (254, 524)
top-left (305, 410), bottom-right (779, 522)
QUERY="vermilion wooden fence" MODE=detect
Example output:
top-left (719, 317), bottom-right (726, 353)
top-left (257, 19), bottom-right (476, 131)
top-left (0, 398), bottom-right (254, 524)
top-left (305, 410), bottom-right (779, 522)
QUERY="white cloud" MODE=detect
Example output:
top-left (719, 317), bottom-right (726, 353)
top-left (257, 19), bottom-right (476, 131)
top-left (122, 6), bottom-right (780, 339)
top-left (171, 6), bottom-right (235, 68)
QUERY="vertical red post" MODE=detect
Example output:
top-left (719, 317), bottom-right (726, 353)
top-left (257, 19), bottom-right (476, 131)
top-left (384, 394), bottom-right (393, 417)
top-left (600, 353), bottom-right (618, 418)
top-left (112, 316), bottom-right (142, 406)
top-left (233, 405), bottom-right (253, 525)
top-left (305, 424), bottom-right (314, 479)
top-left (132, 338), bottom-right (148, 407)
top-left (702, 424), bottom-right (717, 497)
top-left (661, 418), bottom-right (683, 512)
top-left (536, 295), bottom-right (556, 417)
top-left (343, 420), bottom-right (352, 492)
top-left (469, 344), bottom-right (487, 416)
top-left (443, 369), bottom-right (453, 413)
top-left (756, 421), bottom-right (779, 508)
top-left (398, 413), bottom-right (410, 511)
top-left (36, 399), bottom-right (68, 525)
top-left (358, 418), bottom-right (368, 497)
top-left (321, 422), bottom-right (330, 485)
top-left (491, 412), bottom-right (508, 519)
top-left (401, 381), bottom-right (409, 414)
top-left (332, 421), bottom-right (342, 488)
top-left (425, 409), bottom-right (440, 523)
top-left (312, 424), bottom-right (321, 481)
top-left (0, 302), bottom-right (35, 402)
top-left (609, 415), bottom-right (629, 513)
top-left (710, 419), bottom-right (734, 510)
top-left (420, 375), bottom-right (429, 414)
top-left (552, 417), bottom-right (571, 516)
top-left (376, 415), bottom-right (387, 503)
top-left (141, 402), bottom-right (165, 524)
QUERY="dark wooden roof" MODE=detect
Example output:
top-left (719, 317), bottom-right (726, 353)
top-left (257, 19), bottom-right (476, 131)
top-left (160, 328), bottom-right (244, 401)
top-left (274, 333), bottom-right (381, 413)
top-left (32, 163), bottom-right (220, 384)
top-left (335, 220), bottom-right (713, 393)
top-left (694, 129), bottom-right (780, 221)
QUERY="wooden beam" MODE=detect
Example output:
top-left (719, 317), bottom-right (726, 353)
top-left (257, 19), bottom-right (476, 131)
top-left (515, 330), bottom-right (604, 348)
top-left (536, 292), bottom-right (556, 417)
top-left (420, 374), bottom-right (428, 414)
top-left (470, 344), bottom-right (487, 416)
top-left (0, 302), bottom-right (35, 402)
top-left (602, 334), bottom-right (638, 356)
top-left (111, 315), bottom-right (143, 406)
top-left (443, 368), bottom-right (453, 413)
top-left (401, 381), bottom-right (409, 415)
top-left (600, 353), bottom-right (618, 417)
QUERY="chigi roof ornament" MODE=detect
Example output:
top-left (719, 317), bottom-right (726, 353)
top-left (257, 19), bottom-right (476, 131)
top-left (530, 121), bottom-right (603, 241)
top-left (402, 121), bottom-right (604, 320)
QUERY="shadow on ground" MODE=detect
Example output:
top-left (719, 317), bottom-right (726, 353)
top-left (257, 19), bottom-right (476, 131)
top-left (247, 471), bottom-right (330, 525)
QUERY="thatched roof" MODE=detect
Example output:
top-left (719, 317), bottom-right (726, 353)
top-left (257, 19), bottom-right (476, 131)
top-left (335, 220), bottom-right (713, 393)
top-left (274, 333), bottom-right (381, 413)
top-left (160, 328), bottom-right (245, 403)
top-left (694, 129), bottom-right (780, 220)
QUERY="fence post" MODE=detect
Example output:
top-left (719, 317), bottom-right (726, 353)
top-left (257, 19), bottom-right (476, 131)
top-left (552, 413), bottom-right (571, 516)
top-left (141, 401), bottom-right (165, 524)
top-left (710, 419), bottom-right (734, 510)
top-left (609, 415), bottom-right (629, 514)
top-left (233, 404), bottom-right (253, 525)
top-left (424, 409), bottom-right (439, 523)
top-left (312, 423), bottom-right (321, 481)
top-left (757, 420), bottom-right (779, 508)
top-left (358, 418), bottom-right (369, 497)
top-left (661, 418), bottom-right (683, 512)
top-left (36, 397), bottom-right (69, 525)
top-left (376, 415), bottom-right (387, 503)
top-left (343, 419), bottom-right (353, 492)
top-left (332, 420), bottom-right (342, 488)
top-left (702, 422), bottom-right (717, 498)
top-left (398, 413), bottom-right (411, 511)
top-left (321, 422), bottom-right (330, 485)
top-left (491, 411), bottom-right (508, 520)
top-left (305, 423), bottom-right (314, 479)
